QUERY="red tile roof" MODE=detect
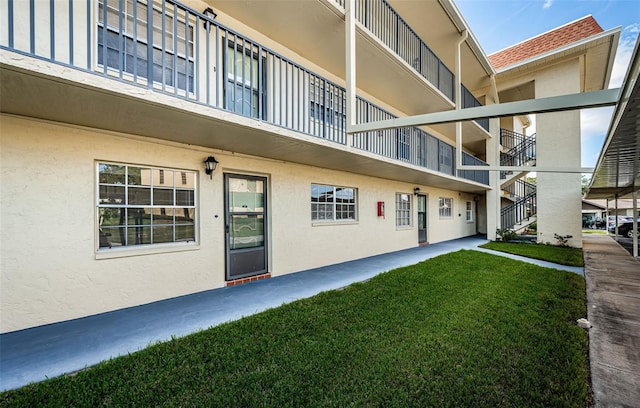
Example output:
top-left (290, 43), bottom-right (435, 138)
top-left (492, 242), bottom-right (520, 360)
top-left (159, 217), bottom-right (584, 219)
top-left (489, 16), bottom-right (604, 70)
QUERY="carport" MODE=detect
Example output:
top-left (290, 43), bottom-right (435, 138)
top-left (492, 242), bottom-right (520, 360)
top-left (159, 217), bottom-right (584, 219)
top-left (585, 36), bottom-right (640, 258)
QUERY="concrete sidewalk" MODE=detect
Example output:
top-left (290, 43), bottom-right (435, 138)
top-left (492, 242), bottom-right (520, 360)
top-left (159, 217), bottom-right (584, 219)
top-left (0, 235), bottom-right (585, 392)
top-left (583, 235), bottom-right (640, 407)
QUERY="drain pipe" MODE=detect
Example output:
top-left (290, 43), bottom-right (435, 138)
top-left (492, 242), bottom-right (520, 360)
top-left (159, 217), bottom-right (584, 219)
top-left (455, 29), bottom-right (468, 170)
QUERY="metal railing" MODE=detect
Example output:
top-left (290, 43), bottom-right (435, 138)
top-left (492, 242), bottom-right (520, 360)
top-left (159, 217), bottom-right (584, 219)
top-left (503, 179), bottom-right (536, 199)
top-left (501, 192), bottom-right (537, 230)
top-left (353, 0), bottom-right (454, 101)
top-left (1, 0), bottom-right (489, 185)
top-left (500, 130), bottom-right (536, 179)
top-left (462, 85), bottom-right (489, 131)
top-left (352, 98), bottom-right (489, 185)
top-left (458, 153), bottom-right (490, 186)
top-left (500, 128), bottom-right (528, 151)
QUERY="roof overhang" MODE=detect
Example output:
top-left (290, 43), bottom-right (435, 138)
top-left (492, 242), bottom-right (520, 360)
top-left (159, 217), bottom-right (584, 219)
top-left (586, 37), bottom-right (640, 200)
top-left (495, 27), bottom-right (621, 92)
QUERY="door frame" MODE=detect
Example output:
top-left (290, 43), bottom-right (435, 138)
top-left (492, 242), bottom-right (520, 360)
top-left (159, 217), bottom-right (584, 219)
top-left (417, 194), bottom-right (428, 244)
top-left (224, 173), bottom-right (268, 281)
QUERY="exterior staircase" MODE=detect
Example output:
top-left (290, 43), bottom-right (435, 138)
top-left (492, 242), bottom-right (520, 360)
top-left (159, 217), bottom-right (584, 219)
top-left (500, 129), bottom-right (537, 231)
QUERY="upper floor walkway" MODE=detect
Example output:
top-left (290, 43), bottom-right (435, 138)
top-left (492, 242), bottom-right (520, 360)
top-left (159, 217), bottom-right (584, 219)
top-left (0, 0), bottom-right (491, 190)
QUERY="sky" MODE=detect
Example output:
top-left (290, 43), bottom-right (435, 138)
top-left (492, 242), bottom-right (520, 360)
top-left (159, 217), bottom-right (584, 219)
top-left (455, 0), bottom-right (640, 168)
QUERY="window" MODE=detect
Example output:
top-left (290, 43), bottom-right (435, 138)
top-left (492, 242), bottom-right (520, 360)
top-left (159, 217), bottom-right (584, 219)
top-left (396, 193), bottom-right (411, 227)
top-left (225, 41), bottom-right (266, 119)
top-left (97, 162), bottom-right (196, 249)
top-left (439, 197), bottom-right (452, 218)
top-left (466, 201), bottom-right (473, 222)
top-left (97, 0), bottom-right (195, 92)
top-left (309, 78), bottom-right (346, 137)
top-left (311, 184), bottom-right (356, 222)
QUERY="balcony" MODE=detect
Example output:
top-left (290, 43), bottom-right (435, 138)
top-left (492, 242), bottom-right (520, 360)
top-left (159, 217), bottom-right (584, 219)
top-left (214, 0), bottom-right (492, 144)
top-left (0, 0), bottom-right (489, 189)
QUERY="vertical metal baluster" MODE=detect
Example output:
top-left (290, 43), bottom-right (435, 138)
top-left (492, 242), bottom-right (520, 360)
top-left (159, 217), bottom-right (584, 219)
top-left (258, 45), bottom-right (263, 120)
top-left (147, 0), bottom-right (153, 88)
top-left (68, 0), bottom-right (74, 65)
top-left (29, 0), bottom-right (34, 54)
top-left (172, 3), bottom-right (178, 95)
top-left (195, 14), bottom-right (200, 101)
top-left (278, 58), bottom-right (282, 125)
top-left (8, 0), bottom-right (14, 48)
top-left (185, 10), bottom-right (191, 95)
top-left (117, 0), bottom-right (123, 79)
top-left (205, 17), bottom-right (210, 105)
top-left (133, 0), bottom-right (138, 82)
top-left (50, 0), bottom-right (55, 60)
top-left (284, 61), bottom-right (289, 127)
top-left (215, 25), bottom-right (220, 107)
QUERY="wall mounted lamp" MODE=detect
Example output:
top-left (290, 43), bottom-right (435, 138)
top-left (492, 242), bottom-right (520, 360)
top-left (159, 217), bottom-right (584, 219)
top-left (202, 7), bottom-right (217, 28)
top-left (414, 187), bottom-right (421, 196)
top-left (204, 156), bottom-right (219, 179)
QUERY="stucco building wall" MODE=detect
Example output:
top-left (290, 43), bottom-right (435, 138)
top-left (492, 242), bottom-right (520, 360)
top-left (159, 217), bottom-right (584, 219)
top-left (0, 114), bottom-right (478, 333)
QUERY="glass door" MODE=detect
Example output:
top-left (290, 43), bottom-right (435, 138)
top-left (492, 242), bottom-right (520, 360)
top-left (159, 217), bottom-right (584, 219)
top-left (225, 174), bottom-right (267, 280)
top-left (418, 194), bottom-right (427, 244)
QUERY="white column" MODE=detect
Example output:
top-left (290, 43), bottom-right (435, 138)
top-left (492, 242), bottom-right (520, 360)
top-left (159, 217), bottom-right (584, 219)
top-left (345, 0), bottom-right (356, 148)
top-left (455, 30), bottom-right (467, 170)
top-left (534, 59), bottom-right (583, 247)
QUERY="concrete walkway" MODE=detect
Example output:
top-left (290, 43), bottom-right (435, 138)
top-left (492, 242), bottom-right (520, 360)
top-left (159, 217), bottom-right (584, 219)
top-left (1, 235), bottom-right (585, 392)
top-left (583, 235), bottom-right (640, 407)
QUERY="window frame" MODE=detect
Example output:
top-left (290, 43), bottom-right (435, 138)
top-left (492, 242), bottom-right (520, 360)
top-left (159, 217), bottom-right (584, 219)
top-left (311, 183), bottom-right (358, 224)
top-left (96, 161), bottom-right (198, 257)
top-left (224, 38), bottom-right (267, 120)
top-left (438, 197), bottom-right (453, 218)
top-left (466, 201), bottom-right (473, 222)
top-left (97, 0), bottom-right (195, 93)
top-left (395, 193), bottom-right (412, 228)
top-left (309, 77), bottom-right (346, 137)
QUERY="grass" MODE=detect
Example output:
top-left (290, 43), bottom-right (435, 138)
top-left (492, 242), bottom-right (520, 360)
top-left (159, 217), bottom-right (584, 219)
top-left (582, 229), bottom-right (608, 235)
top-left (0, 250), bottom-right (589, 407)
top-left (480, 241), bottom-right (584, 267)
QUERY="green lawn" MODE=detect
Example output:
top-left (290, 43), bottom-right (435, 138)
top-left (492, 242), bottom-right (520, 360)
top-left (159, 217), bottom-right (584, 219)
top-left (481, 241), bottom-right (584, 266)
top-left (0, 250), bottom-right (589, 407)
top-left (583, 229), bottom-right (608, 235)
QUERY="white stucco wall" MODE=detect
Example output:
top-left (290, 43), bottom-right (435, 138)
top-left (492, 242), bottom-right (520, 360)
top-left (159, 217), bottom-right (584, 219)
top-left (0, 115), bottom-right (479, 333)
top-left (534, 59), bottom-right (583, 248)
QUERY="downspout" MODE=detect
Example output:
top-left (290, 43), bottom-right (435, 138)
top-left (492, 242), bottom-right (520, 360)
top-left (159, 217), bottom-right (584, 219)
top-left (490, 73), bottom-right (499, 105)
top-left (455, 29), bottom-right (468, 170)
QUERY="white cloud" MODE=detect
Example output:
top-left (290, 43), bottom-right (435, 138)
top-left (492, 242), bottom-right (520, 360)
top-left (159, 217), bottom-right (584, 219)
top-left (609, 24), bottom-right (639, 88)
top-left (542, 0), bottom-right (553, 9)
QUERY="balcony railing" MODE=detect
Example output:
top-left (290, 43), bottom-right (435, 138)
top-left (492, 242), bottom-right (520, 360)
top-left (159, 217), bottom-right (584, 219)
top-left (504, 179), bottom-right (536, 199)
top-left (501, 192), bottom-right (537, 230)
top-left (500, 129), bottom-right (536, 179)
top-left (354, 0), bottom-right (454, 101)
top-left (462, 85), bottom-right (489, 131)
top-left (1, 0), bottom-right (489, 185)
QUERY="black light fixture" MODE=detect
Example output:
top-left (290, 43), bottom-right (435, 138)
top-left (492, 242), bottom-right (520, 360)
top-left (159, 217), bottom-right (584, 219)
top-left (414, 187), bottom-right (421, 196)
top-left (204, 156), bottom-right (218, 179)
top-left (203, 7), bottom-right (217, 20)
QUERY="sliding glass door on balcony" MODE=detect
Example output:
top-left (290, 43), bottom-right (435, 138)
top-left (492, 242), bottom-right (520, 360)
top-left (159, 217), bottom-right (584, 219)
top-left (225, 42), bottom-right (266, 119)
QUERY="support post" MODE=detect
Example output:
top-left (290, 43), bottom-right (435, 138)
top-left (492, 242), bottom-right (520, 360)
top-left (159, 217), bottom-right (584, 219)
top-left (345, 0), bottom-right (356, 147)
top-left (455, 30), bottom-right (467, 170)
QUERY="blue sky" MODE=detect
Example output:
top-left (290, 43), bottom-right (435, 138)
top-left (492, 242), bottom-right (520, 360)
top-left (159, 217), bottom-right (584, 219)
top-left (455, 0), bottom-right (640, 168)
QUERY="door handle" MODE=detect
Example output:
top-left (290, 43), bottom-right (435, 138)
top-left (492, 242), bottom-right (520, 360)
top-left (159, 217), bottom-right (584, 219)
top-left (225, 225), bottom-right (229, 234)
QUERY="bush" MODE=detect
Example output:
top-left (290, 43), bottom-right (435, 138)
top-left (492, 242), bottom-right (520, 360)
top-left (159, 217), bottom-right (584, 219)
top-left (496, 228), bottom-right (519, 242)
